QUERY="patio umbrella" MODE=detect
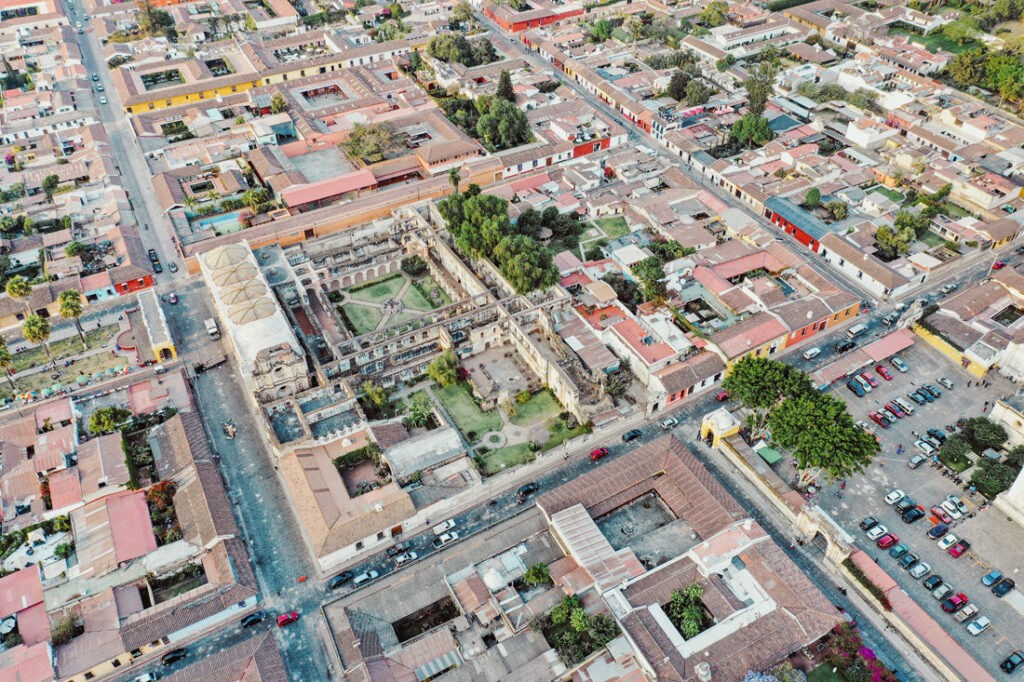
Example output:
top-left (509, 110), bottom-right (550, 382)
top-left (50, 383), bottom-right (62, 391)
top-left (41, 388), bottom-right (52, 397)
top-left (93, 372), bottom-right (105, 380)
top-left (77, 375), bottom-right (89, 384)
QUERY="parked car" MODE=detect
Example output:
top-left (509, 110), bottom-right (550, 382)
top-left (241, 611), bottom-right (268, 628)
top-left (993, 578), bottom-right (1016, 597)
top-left (923, 575), bottom-right (944, 591)
top-left (432, 519), bottom-right (456, 535)
top-left (942, 592), bottom-right (969, 613)
top-left (167, 292), bottom-right (178, 305)
top-left (659, 417), bottom-right (678, 430)
top-left (927, 428), bottom-right (947, 444)
top-left (941, 499), bottom-right (963, 520)
top-left (162, 649), bottom-right (188, 666)
top-left (433, 531), bottom-right (460, 548)
top-left (953, 602), bottom-right (979, 623)
top-left (892, 397), bottom-right (915, 415)
top-left (994, 261), bottom-right (1007, 270)
top-left (914, 389), bottom-right (934, 403)
top-left (908, 454), bottom-right (928, 469)
top-left (99, 95), bottom-right (108, 105)
top-left (884, 489), bottom-right (906, 505)
top-left (891, 356), bottom-right (909, 373)
top-left (518, 482), bottom-right (539, 496)
top-left (876, 365), bottom-right (893, 380)
top-left (385, 542), bottom-right (411, 558)
top-left (946, 495), bottom-right (968, 515)
top-left (966, 615), bottom-right (992, 636)
top-left (328, 572), bottom-right (353, 590)
top-left (153, 261), bottom-right (163, 273)
top-left (902, 507), bottom-right (926, 524)
top-left (899, 552), bottom-right (919, 569)
top-left (931, 506), bottom-right (953, 525)
top-left (938, 377), bottom-right (954, 390)
top-left (860, 372), bottom-right (879, 388)
top-left (914, 440), bottom-right (937, 456)
top-left (869, 412), bottom-right (891, 429)
top-left (1002, 652), bottom-right (1024, 674)
top-left (854, 375), bottom-right (873, 393)
top-left (168, 261), bottom-right (178, 273)
top-left (714, 391), bottom-right (729, 402)
top-left (928, 522), bottom-right (950, 540)
top-left (909, 562), bottom-right (931, 579)
top-left (866, 524), bottom-right (889, 540)
top-left (949, 540), bottom-right (971, 558)
top-left (622, 429), bottom-right (642, 442)
top-left (860, 516), bottom-right (879, 530)
top-left (937, 534), bottom-right (960, 550)
top-left (932, 583), bottom-right (953, 600)
top-left (922, 384), bottom-right (943, 399)
top-left (352, 570), bottom-right (379, 586)
top-left (895, 497), bottom-right (916, 513)
top-left (877, 534), bottom-right (899, 549)
top-left (882, 312), bottom-right (898, 326)
top-left (940, 283), bottom-right (959, 295)
top-left (907, 392), bottom-right (926, 406)
top-left (802, 347), bottom-right (821, 360)
top-left (879, 408), bottom-right (899, 423)
top-left (394, 551), bottom-right (418, 566)
top-left (847, 380), bottom-right (866, 397)
top-left (885, 402), bottom-right (905, 418)
top-left (835, 339), bottom-right (857, 353)
top-left (982, 570), bottom-right (1004, 587)
top-left (590, 447), bottom-right (609, 461)
top-left (888, 542), bottom-right (909, 558)
top-left (276, 611), bottom-right (299, 627)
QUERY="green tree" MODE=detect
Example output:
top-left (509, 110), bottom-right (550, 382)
top-left (590, 18), bottom-right (612, 42)
top-left (731, 113), bottom-right (772, 146)
top-left (476, 98), bottom-right (532, 151)
top-left (874, 223), bottom-right (915, 259)
top-left (404, 392), bottom-right (434, 427)
top-left (22, 315), bottom-right (53, 367)
top-left (269, 94), bottom-right (288, 114)
top-left (343, 122), bottom-right (403, 163)
top-left (375, 19), bottom-right (407, 42)
top-left (804, 187), bottom-right (821, 208)
top-left (589, 614), bottom-right (618, 647)
top-left (963, 416), bottom-right (1009, 450)
top-left (401, 255), bottom-right (428, 276)
top-left (685, 79), bottom-right (712, 105)
top-left (496, 70), bottom-right (515, 103)
top-left (50, 613), bottom-right (81, 646)
top-left (723, 356), bottom-right (812, 428)
top-left (58, 290), bottom-right (86, 345)
top-left (943, 17), bottom-right (980, 46)
top-left (42, 174), bottom-right (60, 202)
top-left (361, 380), bottom-right (389, 410)
top-left (768, 393), bottom-right (878, 480)
top-left (601, 272), bottom-right (640, 309)
top-left (624, 15), bottom-right (645, 42)
top-left (743, 60), bottom-right (778, 117)
top-left (632, 256), bottom-right (667, 301)
top-left (446, 191), bottom-right (511, 257)
top-left (241, 188), bottom-right (268, 212)
top-left (0, 343), bottom-right (17, 391)
top-left (54, 542), bottom-right (74, 559)
top-left (5, 275), bottom-right (32, 313)
top-left (494, 234), bottom-right (557, 293)
top-left (426, 350), bottom-right (459, 387)
top-left (570, 608), bottom-right (591, 633)
top-left (667, 70), bottom-right (690, 100)
top-left (698, 0), bottom-right (729, 27)
top-left (64, 241), bottom-right (86, 258)
top-left (825, 201), bottom-right (848, 220)
top-left (89, 406), bottom-right (131, 434)
top-left (971, 458), bottom-right (1019, 497)
top-left (550, 595), bottom-right (583, 624)
top-left (451, 0), bottom-right (474, 24)
top-left (523, 562), bottom-right (551, 585)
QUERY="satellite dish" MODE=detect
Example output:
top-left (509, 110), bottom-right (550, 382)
top-left (0, 616), bottom-right (17, 635)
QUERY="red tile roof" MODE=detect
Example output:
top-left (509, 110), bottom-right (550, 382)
top-left (107, 491), bottom-right (157, 563)
top-left (611, 318), bottom-right (675, 365)
top-left (280, 169), bottom-right (377, 208)
top-left (0, 642), bottom-right (54, 682)
top-left (47, 466), bottom-right (83, 510)
top-left (0, 566), bottom-right (43, 617)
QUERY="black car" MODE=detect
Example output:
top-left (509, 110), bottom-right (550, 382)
top-left (928, 522), bottom-right (950, 539)
top-left (859, 516), bottom-right (878, 530)
top-left (622, 429), bottom-right (642, 443)
top-left (518, 482), bottom-right (539, 496)
top-left (922, 384), bottom-right (943, 399)
top-left (385, 542), bottom-right (411, 558)
top-left (240, 610), bottom-right (267, 628)
top-left (899, 553), bottom-right (918, 569)
top-left (923, 574), bottom-right (943, 590)
top-left (895, 497), bottom-right (916, 513)
top-left (328, 571), bottom-right (354, 589)
top-left (162, 649), bottom-right (188, 666)
top-left (907, 392), bottom-right (926, 405)
top-left (902, 507), bottom-right (926, 524)
top-left (153, 262), bottom-right (163, 273)
top-left (926, 428), bottom-right (947, 444)
top-left (835, 339), bottom-right (857, 353)
top-left (1001, 651), bottom-right (1024, 673)
top-left (993, 578), bottom-right (1017, 598)
top-left (914, 389), bottom-right (934, 403)
top-left (147, 249), bottom-right (159, 262)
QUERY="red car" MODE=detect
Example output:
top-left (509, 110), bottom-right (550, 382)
top-left (715, 390), bottom-right (729, 402)
top-left (277, 612), bottom-right (299, 627)
top-left (590, 447), bottom-right (608, 461)
top-left (993, 261), bottom-right (1007, 270)
top-left (941, 592), bottom-right (969, 613)
top-left (949, 540), bottom-right (971, 558)
top-left (885, 402), bottom-right (905, 418)
top-left (869, 412), bottom-right (891, 429)
top-left (875, 365), bottom-right (893, 380)
top-left (930, 506), bottom-right (953, 524)
top-left (860, 372), bottom-right (879, 388)
top-left (877, 533), bottom-right (899, 549)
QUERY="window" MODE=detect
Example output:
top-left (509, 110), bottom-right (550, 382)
top-left (85, 674), bottom-right (95, 680)
top-left (111, 659), bottom-right (121, 668)
top-left (355, 541), bottom-right (363, 550)
top-left (377, 531), bottom-right (385, 540)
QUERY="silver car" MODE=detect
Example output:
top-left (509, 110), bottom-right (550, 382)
top-left (908, 562), bottom-right (931, 579)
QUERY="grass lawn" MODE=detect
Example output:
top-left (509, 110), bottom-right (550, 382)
top-left (347, 275), bottom-right (406, 304)
top-left (542, 417), bottom-right (588, 450)
top-left (435, 383), bottom-right (502, 438)
top-left (11, 324), bottom-right (120, 373)
top-left (888, 26), bottom-right (978, 53)
top-left (481, 442), bottom-right (533, 475)
top-left (918, 231), bottom-right (946, 248)
top-left (341, 303), bottom-right (382, 335)
top-left (1, 353), bottom-right (128, 401)
top-left (807, 665), bottom-right (844, 682)
top-left (509, 390), bottom-right (561, 427)
top-left (594, 216), bottom-right (630, 238)
top-left (402, 284), bottom-right (435, 312)
top-left (418, 275), bottom-right (451, 307)
top-left (872, 185), bottom-right (903, 203)
top-left (939, 201), bottom-right (970, 219)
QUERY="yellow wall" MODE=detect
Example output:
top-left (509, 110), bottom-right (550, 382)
top-left (914, 324), bottom-right (989, 378)
top-left (126, 82), bottom-right (259, 114)
top-left (62, 640), bottom-right (166, 682)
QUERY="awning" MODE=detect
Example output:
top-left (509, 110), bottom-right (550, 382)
top-left (812, 330), bottom-right (916, 388)
top-left (757, 447), bottom-right (782, 464)
top-left (415, 651), bottom-right (462, 681)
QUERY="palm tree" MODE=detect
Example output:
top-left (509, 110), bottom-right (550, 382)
top-left (182, 195), bottom-right (197, 213)
top-left (5, 275), bottom-right (32, 314)
top-left (22, 315), bottom-right (53, 368)
top-left (404, 393), bottom-right (434, 427)
top-left (0, 343), bottom-right (18, 392)
top-left (448, 167), bottom-right (461, 192)
top-left (58, 290), bottom-right (86, 346)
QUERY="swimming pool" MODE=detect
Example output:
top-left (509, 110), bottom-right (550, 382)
top-left (196, 210), bottom-right (244, 234)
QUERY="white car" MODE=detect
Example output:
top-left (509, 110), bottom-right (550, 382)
top-left (914, 440), bottom-right (937, 456)
top-left (432, 519), bottom-right (456, 535)
top-left (908, 562), bottom-right (931, 579)
top-left (660, 417), bottom-right (678, 430)
top-left (854, 375), bottom-right (873, 393)
top-left (802, 347), bottom-right (821, 360)
top-left (932, 583), bottom-right (953, 600)
top-left (937, 534), bottom-right (960, 550)
top-left (433, 531), bottom-right (459, 548)
top-left (884, 489), bottom-right (906, 505)
top-left (938, 377), bottom-right (955, 390)
top-left (966, 615), bottom-right (991, 636)
top-left (941, 499), bottom-right (963, 520)
top-left (99, 96), bottom-right (107, 105)
top-left (394, 551), bottom-right (418, 566)
top-left (866, 524), bottom-right (889, 540)
top-left (891, 356), bottom-right (909, 373)
top-left (946, 494), bottom-right (968, 515)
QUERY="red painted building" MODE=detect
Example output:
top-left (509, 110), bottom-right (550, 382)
top-left (483, 0), bottom-right (584, 33)
top-left (572, 137), bottom-right (611, 158)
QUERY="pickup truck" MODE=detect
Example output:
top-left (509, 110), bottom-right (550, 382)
top-left (192, 354), bottom-right (226, 374)
top-left (432, 519), bottom-right (455, 535)
top-left (433, 531), bottom-right (459, 548)
top-left (953, 602), bottom-right (979, 623)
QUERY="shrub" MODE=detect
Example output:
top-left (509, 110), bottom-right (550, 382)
top-left (842, 558), bottom-right (891, 610)
top-left (515, 390), bottom-right (532, 404)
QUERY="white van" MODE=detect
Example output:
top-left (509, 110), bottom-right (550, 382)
top-left (847, 323), bottom-right (868, 339)
top-left (892, 397), bottom-right (914, 415)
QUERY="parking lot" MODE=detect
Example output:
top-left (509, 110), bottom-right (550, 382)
top-left (819, 340), bottom-right (1024, 674)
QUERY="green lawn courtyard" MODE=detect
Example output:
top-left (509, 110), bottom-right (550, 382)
top-left (509, 390), bottom-right (561, 427)
top-left (434, 383), bottom-right (502, 438)
top-left (347, 275), bottom-right (405, 305)
top-left (479, 442), bottom-right (533, 475)
top-left (594, 216), bottom-right (630, 238)
top-left (339, 273), bottom-right (450, 336)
